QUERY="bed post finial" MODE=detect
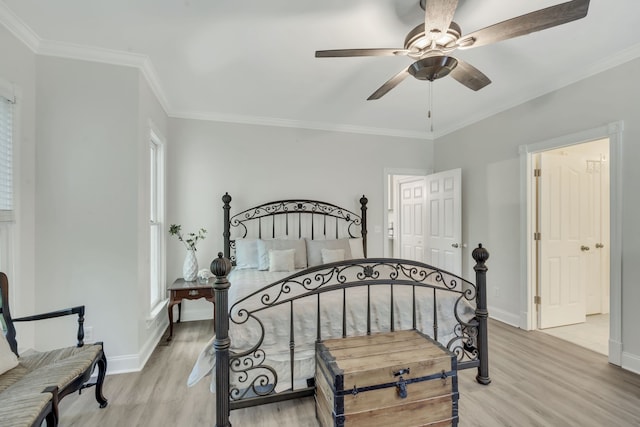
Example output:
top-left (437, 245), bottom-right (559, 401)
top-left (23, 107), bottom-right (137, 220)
top-left (360, 195), bottom-right (368, 258)
top-left (223, 193), bottom-right (232, 261)
top-left (472, 244), bottom-right (491, 385)
top-left (211, 252), bottom-right (233, 427)
top-left (211, 251), bottom-right (232, 278)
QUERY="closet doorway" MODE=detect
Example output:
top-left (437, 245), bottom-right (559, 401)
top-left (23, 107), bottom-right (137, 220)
top-left (533, 138), bottom-right (610, 355)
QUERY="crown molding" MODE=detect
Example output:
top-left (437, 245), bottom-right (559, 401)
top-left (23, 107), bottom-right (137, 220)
top-left (0, 1), bottom-right (40, 51)
top-left (37, 40), bottom-right (171, 113)
top-left (0, 1), bottom-right (171, 114)
top-left (170, 110), bottom-right (432, 140)
top-left (37, 39), bottom-right (147, 68)
top-left (435, 42), bottom-right (640, 138)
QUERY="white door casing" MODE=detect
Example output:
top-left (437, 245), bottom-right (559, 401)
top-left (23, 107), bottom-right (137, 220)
top-left (521, 122), bottom-right (622, 367)
top-left (538, 151), bottom-right (586, 328)
top-left (425, 169), bottom-right (462, 276)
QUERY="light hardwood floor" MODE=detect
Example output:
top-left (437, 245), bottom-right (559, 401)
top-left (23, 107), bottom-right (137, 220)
top-left (59, 319), bottom-right (640, 426)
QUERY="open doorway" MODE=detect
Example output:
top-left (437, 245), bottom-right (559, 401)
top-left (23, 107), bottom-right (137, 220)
top-left (533, 139), bottom-right (610, 355)
top-left (521, 121), bottom-right (623, 366)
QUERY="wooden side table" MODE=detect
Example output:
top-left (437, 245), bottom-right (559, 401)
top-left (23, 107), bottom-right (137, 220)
top-left (167, 278), bottom-right (214, 341)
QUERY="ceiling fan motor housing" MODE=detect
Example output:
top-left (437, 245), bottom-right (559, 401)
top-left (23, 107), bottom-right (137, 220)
top-left (409, 56), bottom-right (458, 81)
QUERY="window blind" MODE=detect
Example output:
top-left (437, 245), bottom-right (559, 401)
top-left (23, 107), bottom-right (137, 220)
top-left (0, 95), bottom-right (14, 222)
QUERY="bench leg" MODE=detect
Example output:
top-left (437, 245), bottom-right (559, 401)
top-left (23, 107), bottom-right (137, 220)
top-left (43, 386), bottom-right (59, 427)
top-left (95, 350), bottom-right (108, 408)
top-left (45, 408), bottom-right (58, 427)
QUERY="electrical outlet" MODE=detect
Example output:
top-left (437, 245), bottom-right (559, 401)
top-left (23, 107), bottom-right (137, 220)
top-left (84, 326), bottom-right (93, 342)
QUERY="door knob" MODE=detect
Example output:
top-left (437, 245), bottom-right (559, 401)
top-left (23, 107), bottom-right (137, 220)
top-left (580, 245), bottom-right (590, 251)
top-left (595, 243), bottom-right (604, 249)
top-left (451, 243), bottom-right (459, 248)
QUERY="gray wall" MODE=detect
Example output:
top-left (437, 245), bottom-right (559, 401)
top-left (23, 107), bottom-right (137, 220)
top-left (31, 56), bottom-right (169, 371)
top-left (35, 57), bottom-right (140, 358)
top-left (435, 57), bottom-right (640, 372)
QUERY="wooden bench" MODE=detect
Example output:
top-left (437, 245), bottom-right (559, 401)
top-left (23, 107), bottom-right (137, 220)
top-left (315, 330), bottom-right (459, 427)
top-left (0, 272), bottom-right (108, 426)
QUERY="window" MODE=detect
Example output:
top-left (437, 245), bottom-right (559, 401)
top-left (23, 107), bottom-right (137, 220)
top-left (149, 128), bottom-right (165, 310)
top-left (0, 93), bottom-right (14, 222)
top-left (0, 84), bottom-right (15, 276)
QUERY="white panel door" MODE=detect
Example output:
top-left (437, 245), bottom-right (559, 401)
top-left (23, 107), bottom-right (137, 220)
top-left (425, 169), bottom-right (461, 276)
top-left (539, 152), bottom-right (586, 328)
top-left (399, 178), bottom-right (426, 262)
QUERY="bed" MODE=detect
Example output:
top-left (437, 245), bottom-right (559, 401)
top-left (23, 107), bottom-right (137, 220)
top-left (191, 193), bottom-right (490, 426)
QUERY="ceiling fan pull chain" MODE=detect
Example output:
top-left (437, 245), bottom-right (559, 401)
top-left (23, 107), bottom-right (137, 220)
top-left (428, 80), bottom-right (434, 133)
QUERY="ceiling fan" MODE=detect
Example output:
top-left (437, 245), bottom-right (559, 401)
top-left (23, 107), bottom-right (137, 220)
top-left (315, 0), bottom-right (590, 100)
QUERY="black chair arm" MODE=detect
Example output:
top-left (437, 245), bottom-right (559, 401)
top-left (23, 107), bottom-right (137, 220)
top-left (13, 305), bottom-right (86, 347)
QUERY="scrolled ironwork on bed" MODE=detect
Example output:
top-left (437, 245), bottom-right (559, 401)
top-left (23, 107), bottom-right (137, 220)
top-left (207, 194), bottom-right (489, 427)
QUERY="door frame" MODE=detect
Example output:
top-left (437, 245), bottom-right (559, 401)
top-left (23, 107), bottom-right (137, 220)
top-left (383, 168), bottom-right (430, 258)
top-left (519, 121), bottom-right (623, 366)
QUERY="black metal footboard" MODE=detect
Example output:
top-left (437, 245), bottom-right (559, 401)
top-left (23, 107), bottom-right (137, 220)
top-left (210, 245), bottom-right (490, 427)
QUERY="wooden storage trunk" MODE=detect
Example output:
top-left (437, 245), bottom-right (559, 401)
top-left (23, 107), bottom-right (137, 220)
top-left (315, 330), bottom-right (458, 427)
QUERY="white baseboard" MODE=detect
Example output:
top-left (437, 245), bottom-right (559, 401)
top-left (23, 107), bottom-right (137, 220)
top-left (103, 317), bottom-right (168, 375)
top-left (621, 351), bottom-right (640, 375)
top-left (488, 306), bottom-right (520, 327)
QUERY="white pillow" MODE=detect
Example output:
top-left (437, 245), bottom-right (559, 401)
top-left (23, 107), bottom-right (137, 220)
top-left (269, 249), bottom-right (296, 272)
top-left (321, 248), bottom-right (345, 264)
top-left (257, 239), bottom-right (307, 270)
top-left (0, 333), bottom-right (18, 375)
top-left (234, 238), bottom-right (259, 269)
top-left (305, 238), bottom-right (352, 267)
top-left (349, 238), bottom-right (365, 259)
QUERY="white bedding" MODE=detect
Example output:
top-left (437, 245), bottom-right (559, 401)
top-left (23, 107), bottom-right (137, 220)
top-left (189, 264), bottom-right (476, 393)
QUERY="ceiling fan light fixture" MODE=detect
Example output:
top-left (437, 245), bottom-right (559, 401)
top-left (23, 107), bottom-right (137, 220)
top-left (408, 56), bottom-right (458, 81)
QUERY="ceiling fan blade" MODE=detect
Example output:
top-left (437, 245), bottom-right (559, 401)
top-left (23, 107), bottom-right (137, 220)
top-left (315, 48), bottom-right (408, 58)
top-left (367, 67), bottom-right (411, 100)
top-left (449, 59), bottom-right (491, 91)
top-left (423, 0), bottom-right (459, 40)
top-left (457, 0), bottom-right (590, 49)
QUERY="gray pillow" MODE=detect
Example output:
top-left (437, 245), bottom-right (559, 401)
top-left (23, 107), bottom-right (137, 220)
top-left (305, 238), bottom-right (352, 267)
top-left (257, 239), bottom-right (307, 270)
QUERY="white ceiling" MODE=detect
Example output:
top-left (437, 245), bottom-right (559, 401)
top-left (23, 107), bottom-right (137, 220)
top-left (2, 0), bottom-right (640, 139)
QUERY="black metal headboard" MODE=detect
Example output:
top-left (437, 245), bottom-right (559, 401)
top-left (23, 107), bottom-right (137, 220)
top-left (222, 193), bottom-right (368, 264)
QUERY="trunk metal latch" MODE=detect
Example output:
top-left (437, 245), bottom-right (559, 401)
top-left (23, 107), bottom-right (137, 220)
top-left (393, 368), bottom-right (410, 399)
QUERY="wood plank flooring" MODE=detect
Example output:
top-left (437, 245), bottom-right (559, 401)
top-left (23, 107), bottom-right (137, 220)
top-left (59, 319), bottom-right (640, 426)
